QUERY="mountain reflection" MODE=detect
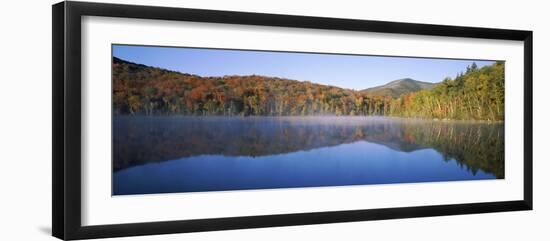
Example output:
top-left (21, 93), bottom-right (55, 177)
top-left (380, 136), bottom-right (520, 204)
top-left (113, 116), bottom-right (504, 178)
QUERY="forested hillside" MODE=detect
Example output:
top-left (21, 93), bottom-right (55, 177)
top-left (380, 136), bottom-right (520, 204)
top-left (388, 62), bottom-right (504, 120)
top-left (112, 57), bottom-right (504, 121)
top-left (361, 78), bottom-right (436, 98)
top-left (112, 57), bottom-right (393, 116)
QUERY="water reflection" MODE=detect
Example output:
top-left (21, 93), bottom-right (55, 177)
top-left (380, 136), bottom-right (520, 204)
top-left (113, 116), bottom-right (504, 180)
top-left (114, 140), bottom-right (497, 195)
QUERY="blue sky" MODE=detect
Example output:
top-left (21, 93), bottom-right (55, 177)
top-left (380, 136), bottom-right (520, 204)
top-left (113, 45), bottom-right (496, 90)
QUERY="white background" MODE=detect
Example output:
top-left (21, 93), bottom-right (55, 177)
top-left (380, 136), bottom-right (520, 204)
top-left (0, 0), bottom-right (548, 240)
top-left (82, 15), bottom-right (524, 226)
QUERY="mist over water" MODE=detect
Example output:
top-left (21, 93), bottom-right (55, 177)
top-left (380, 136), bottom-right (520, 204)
top-left (112, 116), bottom-right (504, 195)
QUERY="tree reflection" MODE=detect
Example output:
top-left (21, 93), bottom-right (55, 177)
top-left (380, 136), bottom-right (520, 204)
top-left (113, 116), bottom-right (503, 178)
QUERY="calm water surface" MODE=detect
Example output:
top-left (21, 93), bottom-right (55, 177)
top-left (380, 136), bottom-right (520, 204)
top-left (113, 116), bottom-right (504, 195)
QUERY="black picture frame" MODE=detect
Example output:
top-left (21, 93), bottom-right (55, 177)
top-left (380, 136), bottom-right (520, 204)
top-left (52, 1), bottom-right (533, 240)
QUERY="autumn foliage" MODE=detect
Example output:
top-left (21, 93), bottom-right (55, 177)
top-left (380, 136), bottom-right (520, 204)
top-left (112, 57), bottom-right (504, 121)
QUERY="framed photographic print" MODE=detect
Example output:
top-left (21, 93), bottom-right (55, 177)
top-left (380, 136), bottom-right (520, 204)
top-left (52, 1), bottom-right (533, 240)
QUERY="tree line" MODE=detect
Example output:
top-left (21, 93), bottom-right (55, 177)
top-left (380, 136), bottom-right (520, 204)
top-left (112, 57), bottom-right (504, 121)
top-left (388, 62), bottom-right (504, 121)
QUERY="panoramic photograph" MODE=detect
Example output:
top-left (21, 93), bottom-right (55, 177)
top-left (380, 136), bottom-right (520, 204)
top-left (111, 44), bottom-right (504, 196)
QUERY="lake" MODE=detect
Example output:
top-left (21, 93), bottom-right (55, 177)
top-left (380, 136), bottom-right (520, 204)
top-left (112, 116), bottom-right (504, 195)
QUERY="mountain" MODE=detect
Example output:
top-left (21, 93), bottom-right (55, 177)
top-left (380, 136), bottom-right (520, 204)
top-left (112, 57), bottom-right (504, 120)
top-left (361, 78), bottom-right (436, 98)
top-left (112, 57), bottom-right (377, 116)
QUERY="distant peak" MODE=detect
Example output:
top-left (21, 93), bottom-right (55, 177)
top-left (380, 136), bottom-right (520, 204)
top-left (390, 78), bottom-right (417, 83)
top-left (398, 78), bottom-right (415, 81)
top-left (361, 78), bottom-right (436, 98)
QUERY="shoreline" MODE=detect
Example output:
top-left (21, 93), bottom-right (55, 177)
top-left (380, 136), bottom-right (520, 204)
top-left (113, 114), bottom-right (504, 123)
